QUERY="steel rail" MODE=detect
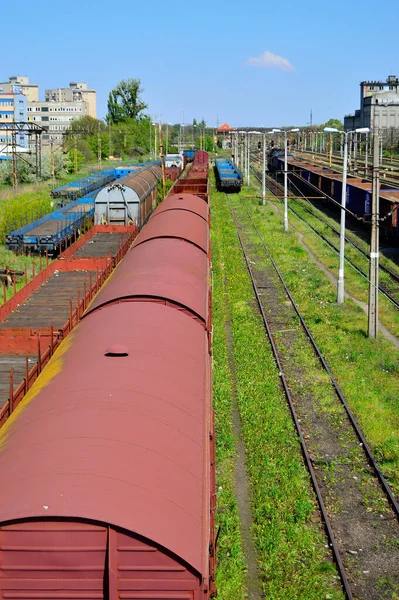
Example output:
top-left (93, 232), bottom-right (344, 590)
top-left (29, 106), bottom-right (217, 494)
top-left (284, 170), bottom-right (399, 286)
top-left (297, 149), bottom-right (399, 186)
top-left (227, 198), bottom-right (353, 600)
top-left (236, 192), bottom-right (399, 522)
top-left (269, 172), bottom-right (399, 307)
top-left (251, 164), bottom-right (399, 309)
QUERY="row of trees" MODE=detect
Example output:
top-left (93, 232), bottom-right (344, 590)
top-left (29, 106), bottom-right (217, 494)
top-left (63, 79), bottom-right (216, 162)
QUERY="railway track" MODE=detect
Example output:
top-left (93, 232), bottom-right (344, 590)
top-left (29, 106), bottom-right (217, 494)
top-left (251, 164), bottom-right (399, 309)
top-left (228, 192), bottom-right (399, 599)
top-left (297, 149), bottom-right (399, 187)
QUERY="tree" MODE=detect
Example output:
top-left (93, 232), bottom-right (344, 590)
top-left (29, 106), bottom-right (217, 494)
top-left (106, 78), bottom-right (148, 124)
top-left (324, 118), bottom-right (344, 130)
top-left (66, 115), bottom-right (106, 138)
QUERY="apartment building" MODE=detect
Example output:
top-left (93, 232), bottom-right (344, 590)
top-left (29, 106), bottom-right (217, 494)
top-left (0, 87), bottom-right (28, 150)
top-left (0, 76), bottom-right (97, 146)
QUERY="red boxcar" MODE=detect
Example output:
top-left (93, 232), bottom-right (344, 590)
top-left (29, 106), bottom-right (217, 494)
top-left (0, 194), bottom-right (215, 598)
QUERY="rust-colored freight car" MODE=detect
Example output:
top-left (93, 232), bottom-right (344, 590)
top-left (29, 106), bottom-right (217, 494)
top-left (170, 151), bottom-right (210, 202)
top-left (0, 193), bottom-right (215, 598)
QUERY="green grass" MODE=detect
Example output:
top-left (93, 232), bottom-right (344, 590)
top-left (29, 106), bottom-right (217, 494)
top-left (212, 264), bottom-right (247, 598)
top-left (211, 177), bottom-right (343, 599)
top-left (237, 188), bottom-right (399, 498)
top-left (0, 246), bottom-right (46, 304)
top-left (282, 196), bottom-right (399, 337)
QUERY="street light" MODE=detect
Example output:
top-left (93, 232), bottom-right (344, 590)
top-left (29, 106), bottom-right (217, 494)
top-left (273, 128), bottom-right (300, 231)
top-left (324, 126), bottom-right (370, 303)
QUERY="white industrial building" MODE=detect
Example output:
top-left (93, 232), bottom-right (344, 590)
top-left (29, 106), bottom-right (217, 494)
top-left (345, 75), bottom-right (399, 130)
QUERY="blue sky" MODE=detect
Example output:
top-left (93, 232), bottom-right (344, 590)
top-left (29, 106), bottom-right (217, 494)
top-left (3, 0), bottom-right (399, 128)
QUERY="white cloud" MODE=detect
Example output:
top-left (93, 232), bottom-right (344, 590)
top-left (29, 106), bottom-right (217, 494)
top-left (247, 50), bottom-right (294, 72)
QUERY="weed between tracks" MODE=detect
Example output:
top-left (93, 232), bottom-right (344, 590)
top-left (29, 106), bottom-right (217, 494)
top-left (238, 188), bottom-right (399, 499)
top-left (211, 180), bottom-right (343, 598)
top-left (284, 195), bottom-right (399, 337)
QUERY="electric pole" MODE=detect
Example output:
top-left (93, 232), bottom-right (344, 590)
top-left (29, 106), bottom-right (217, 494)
top-left (11, 130), bottom-right (17, 191)
top-left (50, 139), bottom-right (55, 183)
top-left (74, 136), bottom-right (78, 173)
top-left (98, 124), bottom-right (102, 170)
top-left (262, 132), bottom-right (266, 205)
top-left (368, 128), bottom-right (380, 338)
top-left (159, 122), bottom-right (165, 199)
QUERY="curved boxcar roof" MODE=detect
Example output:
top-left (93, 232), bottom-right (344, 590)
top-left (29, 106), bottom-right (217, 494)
top-left (135, 209), bottom-right (209, 253)
top-left (96, 165), bottom-right (161, 206)
top-left (86, 238), bottom-right (209, 323)
top-left (0, 302), bottom-right (210, 576)
top-left (156, 193), bottom-right (209, 221)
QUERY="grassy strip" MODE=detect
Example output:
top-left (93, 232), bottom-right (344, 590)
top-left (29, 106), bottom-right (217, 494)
top-left (0, 247), bottom-right (43, 304)
top-left (211, 226), bottom-right (248, 598)
top-left (239, 192), bottom-right (399, 496)
top-left (285, 196), bottom-right (399, 337)
top-left (211, 180), bottom-right (343, 598)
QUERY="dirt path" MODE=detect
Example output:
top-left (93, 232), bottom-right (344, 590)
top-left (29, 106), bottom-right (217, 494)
top-left (223, 277), bottom-right (263, 600)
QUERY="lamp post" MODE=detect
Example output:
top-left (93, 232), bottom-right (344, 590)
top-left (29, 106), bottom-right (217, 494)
top-left (273, 128), bottom-right (300, 231)
top-left (246, 132), bottom-right (250, 185)
top-left (324, 127), bottom-right (370, 303)
top-left (368, 127), bottom-right (380, 338)
top-left (247, 131), bottom-right (264, 197)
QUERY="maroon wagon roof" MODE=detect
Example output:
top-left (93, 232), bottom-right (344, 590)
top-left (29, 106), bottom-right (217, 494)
top-left (86, 238), bottom-right (209, 322)
top-left (135, 209), bottom-right (209, 253)
top-left (0, 302), bottom-right (210, 576)
top-left (156, 194), bottom-right (209, 221)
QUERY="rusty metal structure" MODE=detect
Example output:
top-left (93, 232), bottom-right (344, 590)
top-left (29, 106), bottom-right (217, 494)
top-left (0, 122), bottom-right (46, 189)
top-left (170, 150), bottom-right (210, 201)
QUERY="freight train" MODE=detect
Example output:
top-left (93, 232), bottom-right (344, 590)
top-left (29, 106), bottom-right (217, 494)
top-left (215, 157), bottom-right (243, 191)
top-left (6, 164), bottom-right (163, 254)
top-left (0, 151), bottom-right (216, 599)
top-left (269, 150), bottom-right (399, 238)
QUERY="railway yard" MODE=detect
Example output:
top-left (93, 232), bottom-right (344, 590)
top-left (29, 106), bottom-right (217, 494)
top-left (0, 148), bottom-right (398, 599)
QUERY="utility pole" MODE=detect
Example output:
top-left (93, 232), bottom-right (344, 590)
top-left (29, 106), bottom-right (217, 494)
top-left (246, 133), bottom-right (250, 186)
top-left (73, 136), bottom-right (78, 173)
top-left (159, 122), bottom-right (165, 199)
top-left (329, 133), bottom-right (333, 167)
top-left (337, 132), bottom-right (348, 304)
top-left (154, 123), bottom-right (158, 159)
top-left (262, 132), bottom-right (266, 205)
top-left (11, 130), bottom-right (17, 191)
top-left (284, 133), bottom-right (289, 231)
top-left (50, 139), bottom-right (55, 183)
top-left (368, 128), bottom-right (379, 338)
top-left (365, 132), bottom-right (369, 177)
top-left (98, 124), bottom-right (102, 170)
